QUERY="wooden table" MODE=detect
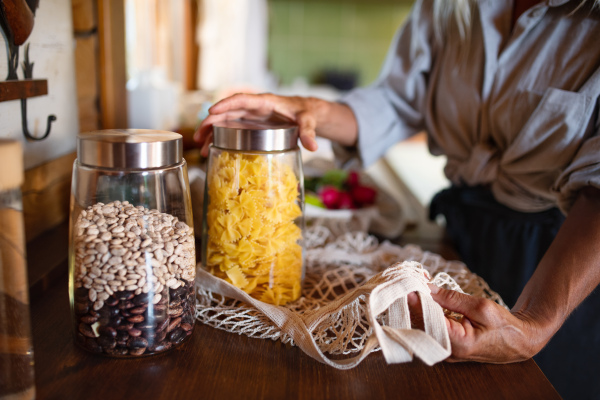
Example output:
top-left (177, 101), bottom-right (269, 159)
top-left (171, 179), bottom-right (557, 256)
top-left (26, 220), bottom-right (560, 400)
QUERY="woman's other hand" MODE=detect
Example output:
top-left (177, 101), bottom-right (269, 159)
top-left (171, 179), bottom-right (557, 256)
top-left (427, 285), bottom-right (547, 363)
top-left (194, 93), bottom-right (358, 157)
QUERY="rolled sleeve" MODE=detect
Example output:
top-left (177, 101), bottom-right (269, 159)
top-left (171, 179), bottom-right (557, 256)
top-left (554, 134), bottom-right (600, 214)
top-left (336, 0), bottom-right (434, 168)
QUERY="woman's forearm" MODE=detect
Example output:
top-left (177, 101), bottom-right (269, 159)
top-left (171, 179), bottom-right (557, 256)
top-left (429, 186), bottom-right (600, 362)
top-left (512, 186), bottom-right (600, 351)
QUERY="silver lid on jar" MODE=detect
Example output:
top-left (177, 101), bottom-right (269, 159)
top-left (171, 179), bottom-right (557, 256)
top-left (77, 129), bottom-right (183, 169)
top-left (212, 120), bottom-right (299, 152)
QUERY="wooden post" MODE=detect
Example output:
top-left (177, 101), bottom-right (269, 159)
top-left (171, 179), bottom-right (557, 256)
top-left (97, 0), bottom-right (128, 129)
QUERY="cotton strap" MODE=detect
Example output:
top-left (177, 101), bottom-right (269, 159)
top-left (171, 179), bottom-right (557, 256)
top-left (196, 260), bottom-right (451, 369)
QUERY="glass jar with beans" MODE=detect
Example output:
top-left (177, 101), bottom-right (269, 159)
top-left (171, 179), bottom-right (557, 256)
top-left (69, 130), bottom-right (196, 357)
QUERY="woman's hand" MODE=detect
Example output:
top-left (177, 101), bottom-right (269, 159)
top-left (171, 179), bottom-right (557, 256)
top-left (194, 93), bottom-right (358, 157)
top-left (426, 285), bottom-right (548, 363)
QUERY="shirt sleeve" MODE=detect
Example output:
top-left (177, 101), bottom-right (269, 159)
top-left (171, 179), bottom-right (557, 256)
top-left (554, 124), bottom-right (600, 214)
top-left (334, 0), bottom-right (435, 168)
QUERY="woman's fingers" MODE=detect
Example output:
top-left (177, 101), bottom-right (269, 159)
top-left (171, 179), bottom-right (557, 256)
top-left (194, 93), bottom-right (323, 153)
top-left (209, 93), bottom-right (276, 116)
top-left (295, 110), bottom-right (318, 152)
top-left (200, 132), bottom-right (213, 158)
top-left (407, 292), bottom-right (425, 330)
top-left (194, 93), bottom-right (272, 150)
top-left (428, 285), bottom-right (537, 363)
top-left (195, 109), bottom-right (267, 156)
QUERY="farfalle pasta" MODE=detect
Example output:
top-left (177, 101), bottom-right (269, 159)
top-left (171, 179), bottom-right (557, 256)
top-left (204, 151), bottom-right (303, 305)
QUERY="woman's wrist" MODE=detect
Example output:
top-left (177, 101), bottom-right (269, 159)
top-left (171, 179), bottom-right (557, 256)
top-left (509, 308), bottom-right (558, 358)
top-left (310, 98), bottom-right (358, 146)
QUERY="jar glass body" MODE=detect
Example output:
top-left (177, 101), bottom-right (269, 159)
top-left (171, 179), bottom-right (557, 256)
top-left (201, 147), bottom-right (305, 306)
top-left (69, 159), bottom-right (196, 357)
top-left (0, 188), bottom-right (35, 399)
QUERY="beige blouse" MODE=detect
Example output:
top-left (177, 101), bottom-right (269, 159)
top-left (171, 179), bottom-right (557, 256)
top-left (341, 0), bottom-right (600, 213)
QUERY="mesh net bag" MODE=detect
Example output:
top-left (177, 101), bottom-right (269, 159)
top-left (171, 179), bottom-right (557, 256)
top-left (195, 225), bottom-right (505, 369)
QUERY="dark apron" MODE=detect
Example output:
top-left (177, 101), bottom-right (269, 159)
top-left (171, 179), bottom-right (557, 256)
top-left (430, 186), bottom-right (600, 400)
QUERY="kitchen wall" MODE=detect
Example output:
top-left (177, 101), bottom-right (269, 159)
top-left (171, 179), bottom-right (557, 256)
top-left (267, 0), bottom-right (415, 88)
top-left (0, 0), bottom-right (104, 240)
top-left (0, 0), bottom-right (79, 170)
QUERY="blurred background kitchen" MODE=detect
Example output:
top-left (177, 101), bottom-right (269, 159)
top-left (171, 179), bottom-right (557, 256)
top-left (0, 0), bottom-right (449, 244)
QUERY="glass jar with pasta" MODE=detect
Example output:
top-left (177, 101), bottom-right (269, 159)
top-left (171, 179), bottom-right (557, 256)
top-left (201, 120), bottom-right (305, 306)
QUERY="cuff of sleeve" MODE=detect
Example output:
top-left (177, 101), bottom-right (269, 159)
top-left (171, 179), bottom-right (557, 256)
top-left (554, 137), bottom-right (600, 214)
top-left (340, 88), bottom-right (417, 168)
top-left (556, 174), bottom-right (600, 214)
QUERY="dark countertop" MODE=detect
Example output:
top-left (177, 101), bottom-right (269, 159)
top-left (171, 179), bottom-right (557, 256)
top-left (26, 219), bottom-right (560, 400)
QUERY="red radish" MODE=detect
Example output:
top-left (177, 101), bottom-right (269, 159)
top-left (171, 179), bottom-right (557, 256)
top-left (337, 192), bottom-right (356, 209)
top-left (345, 171), bottom-right (360, 188)
top-left (351, 185), bottom-right (377, 206)
top-left (319, 186), bottom-right (342, 209)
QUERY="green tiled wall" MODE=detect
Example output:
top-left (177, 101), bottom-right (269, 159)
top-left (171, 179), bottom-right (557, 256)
top-left (268, 0), bottom-right (415, 87)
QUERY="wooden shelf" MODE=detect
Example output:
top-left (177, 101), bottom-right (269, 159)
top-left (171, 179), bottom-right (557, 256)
top-left (0, 79), bottom-right (48, 102)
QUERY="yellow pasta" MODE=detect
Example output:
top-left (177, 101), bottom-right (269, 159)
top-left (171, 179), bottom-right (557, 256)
top-left (205, 151), bottom-right (303, 305)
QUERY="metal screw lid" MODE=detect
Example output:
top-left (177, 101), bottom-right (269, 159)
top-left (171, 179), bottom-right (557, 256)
top-left (212, 120), bottom-right (299, 152)
top-left (77, 129), bottom-right (183, 169)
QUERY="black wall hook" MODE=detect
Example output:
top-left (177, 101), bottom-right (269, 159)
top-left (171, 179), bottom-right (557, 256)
top-left (20, 97), bottom-right (55, 141)
top-left (19, 42), bottom-right (55, 141)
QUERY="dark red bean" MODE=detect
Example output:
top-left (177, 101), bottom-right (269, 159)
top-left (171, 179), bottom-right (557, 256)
top-left (98, 307), bottom-right (111, 319)
top-left (170, 299), bottom-right (182, 308)
top-left (129, 306), bottom-right (147, 315)
top-left (118, 300), bottom-right (135, 310)
top-left (128, 328), bottom-right (142, 337)
top-left (127, 315), bottom-right (145, 323)
top-left (98, 325), bottom-right (117, 338)
top-left (167, 328), bottom-right (185, 344)
top-left (78, 323), bottom-right (96, 338)
top-left (133, 293), bottom-right (152, 306)
top-left (134, 321), bottom-right (155, 330)
top-left (75, 302), bottom-right (89, 315)
top-left (75, 287), bottom-right (89, 301)
top-left (180, 323), bottom-right (192, 332)
top-left (142, 329), bottom-right (156, 340)
top-left (155, 329), bottom-right (167, 343)
top-left (148, 342), bottom-right (171, 353)
top-left (173, 286), bottom-right (187, 298)
top-left (129, 347), bottom-right (146, 356)
top-left (98, 335), bottom-right (116, 349)
top-left (85, 338), bottom-right (103, 353)
top-left (155, 318), bottom-right (170, 333)
top-left (127, 336), bottom-right (148, 349)
top-left (106, 346), bottom-right (128, 356)
top-left (153, 304), bottom-right (167, 312)
top-left (105, 296), bottom-right (119, 307)
top-left (109, 316), bottom-right (123, 327)
top-left (80, 314), bottom-right (98, 324)
top-left (182, 313), bottom-right (194, 325)
top-left (116, 291), bottom-right (134, 301)
top-left (116, 322), bottom-right (134, 331)
top-left (167, 307), bottom-right (183, 318)
top-left (167, 317), bottom-right (181, 333)
top-left (149, 309), bottom-right (168, 322)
